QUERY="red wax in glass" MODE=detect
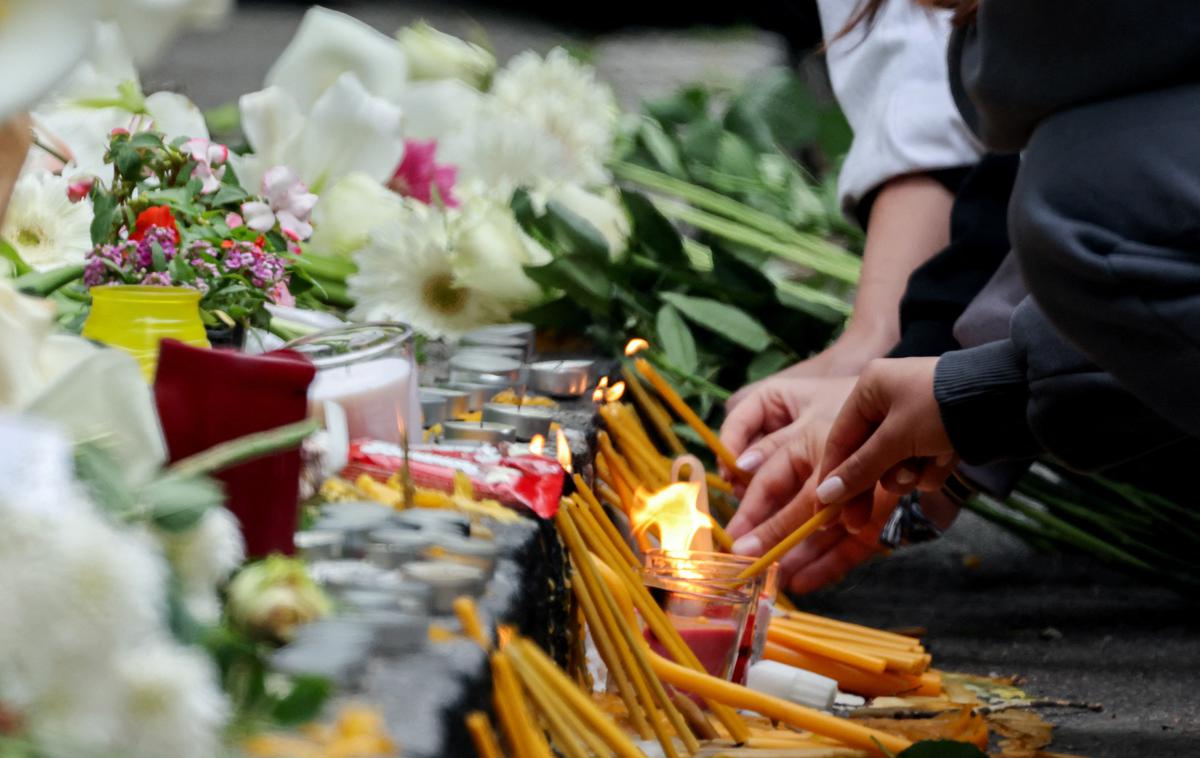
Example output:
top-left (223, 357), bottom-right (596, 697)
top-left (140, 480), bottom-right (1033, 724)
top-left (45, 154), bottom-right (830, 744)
top-left (154, 339), bottom-right (316, 558)
top-left (646, 619), bottom-right (739, 679)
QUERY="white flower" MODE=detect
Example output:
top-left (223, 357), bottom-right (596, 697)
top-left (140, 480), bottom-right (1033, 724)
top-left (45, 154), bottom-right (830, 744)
top-left (397, 21), bottom-right (495, 89)
top-left (491, 48), bottom-right (618, 185)
top-left (439, 110), bottom-right (571, 202)
top-left (241, 165), bottom-right (318, 241)
top-left (350, 203), bottom-right (512, 337)
top-left (451, 197), bottom-right (550, 306)
top-left (0, 0), bottom-right (94, 121)
top-left (0, 171), bottom-right (93, 271)
top-left (29, 23), bottom-right (209, 178)
top-left (544, 183), bottom-right (631, 260)
top-left (156, 507), bottom-right (245, 625)
top-left (308, 171), bottom-right (406, 259)
top-left (396, 79), bottom-right (483, 141)
top-left (110, 641), bottom-right (228, 758)
top-left (265, 5), bottom-right (408, 112)
top-left (236, 73), bottom-right (405, 194)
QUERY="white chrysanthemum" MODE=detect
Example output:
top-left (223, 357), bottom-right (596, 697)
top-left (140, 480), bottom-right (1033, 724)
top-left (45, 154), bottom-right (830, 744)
top-left (0, 171), bottom-right (93, 271)
top-left (109, 641), bottom-right (228, 758)
top-left (439, 110), bottom-right (571, 202)
top-left (491, 48), bottom-right (618, 185)
top-left (397, 21), bottom-right (495, 89)
top-left (157, 507), bottom-right (245, 625)
top-left (349, 203), bottom-right (512, 338)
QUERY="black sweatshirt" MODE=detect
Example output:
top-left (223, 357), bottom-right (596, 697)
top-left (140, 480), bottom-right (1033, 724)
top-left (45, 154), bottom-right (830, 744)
top-left (933, 1), bottom-right (1200, 468)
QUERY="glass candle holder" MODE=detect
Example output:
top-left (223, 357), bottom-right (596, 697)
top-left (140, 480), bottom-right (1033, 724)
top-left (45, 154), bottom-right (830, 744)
top-left (642, 556), bottom-right (759, 683)
top-left (645, 549), bottom-right (778, 684)
top-left (82, 285), bottom-right (210, 381)
top-left (287, 322), bottom-right (420, 445)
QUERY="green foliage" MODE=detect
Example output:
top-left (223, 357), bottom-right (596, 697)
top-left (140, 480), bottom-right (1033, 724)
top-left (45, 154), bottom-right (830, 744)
top-left (521, 69), bottom-right (862, 418)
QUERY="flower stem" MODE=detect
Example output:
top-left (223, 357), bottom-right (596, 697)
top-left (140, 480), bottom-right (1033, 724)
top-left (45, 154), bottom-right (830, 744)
top-left (31, 135), bottom-right (70, 166)
top-left (168, 419), bottom-right (319, 478)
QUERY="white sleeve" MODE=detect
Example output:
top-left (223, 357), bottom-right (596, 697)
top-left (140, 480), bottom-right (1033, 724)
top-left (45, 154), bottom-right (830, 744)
top-left (816, 0), bottom-right (982, 215)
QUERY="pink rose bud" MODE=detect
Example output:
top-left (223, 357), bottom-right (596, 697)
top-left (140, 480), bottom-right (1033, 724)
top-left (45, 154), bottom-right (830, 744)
top-left (110, 127), bottom-right (130, 137)
top-left (67, 179), bottom-right (95, 203)
top-left (226, 212), bottom-right (244, 229)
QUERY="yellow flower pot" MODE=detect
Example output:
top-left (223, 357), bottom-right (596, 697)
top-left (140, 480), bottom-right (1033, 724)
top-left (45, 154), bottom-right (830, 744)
top-left (82, 285), bottom-right (210, 382)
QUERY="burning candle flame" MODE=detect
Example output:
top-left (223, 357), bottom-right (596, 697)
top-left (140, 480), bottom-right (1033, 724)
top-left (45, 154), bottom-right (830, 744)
top-left (632, 482), bottom-right (712, 566)
top-left (529, 434), bottom-right (546, 456)
top-left (592, 376), bottom-right (609, 404)
top-left (605, 380), bottom-right (626, 404)
top-left (556, 427), bottom-right (573, 472)
top-left (625, 338), bottom-right (650, 356)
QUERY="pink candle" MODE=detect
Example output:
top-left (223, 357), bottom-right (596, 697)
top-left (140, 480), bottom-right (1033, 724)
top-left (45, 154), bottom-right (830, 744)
top-left (646, 617), bottom-right (740, 679)
top-left (309, 356), bottom-right (416, 444)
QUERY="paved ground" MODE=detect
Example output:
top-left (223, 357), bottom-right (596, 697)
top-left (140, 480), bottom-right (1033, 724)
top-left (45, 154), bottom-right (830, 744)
top-left (147, 4), bottom-right (1199, 755)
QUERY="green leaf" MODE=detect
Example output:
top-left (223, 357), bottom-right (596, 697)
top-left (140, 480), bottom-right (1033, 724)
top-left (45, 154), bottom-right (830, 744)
top-left (90, 189), bottom-right (119, 245)
top-left (747, 349), bottom-right (791, 383)
top-left (897, 741), bottom-right (988, 758)
top-left (659, 292), bottom-right (770, 351)
top-left (656, 304), bottom-right (698, 374)
top-left (0, 237), bottom-right (31, 276)
top-left (644, 86), bottom-right (709, 126)
top-left (128, 131), bottom-right (164, 150)
top-left (545, 200), bottom-right (611, 261)
top-left (524, 254), bottom-right (612, 314)
top-left (151, 240), bottom-right (167, 271)
top-left (271, 676), bottom-right (333, 726)
top-left (14, 264), bottom-right (86, 297)
top-left (715, 133), bottom-right (760, 180)
top-left (678, 119), bottom-right (724, 166)
top-left (622, 191), bottom-right (684, 265)
top-left (141, 474), bottom-right (224, 532)
top-left (210, 182), bottom-right (248, 208)
top-left (726, 68), bottom-right (820, 152)
top-left (639, 117), bottom-right (687, 179)
top-left (114, 144), bottom-right (144, 181)
top-left (74, 443), bottom-right (137, 516)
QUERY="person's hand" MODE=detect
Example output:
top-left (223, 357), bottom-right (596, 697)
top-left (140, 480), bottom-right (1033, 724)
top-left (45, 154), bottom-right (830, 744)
top-left (814, 357), bottom-right (957, 508)
top-left (0, 114), bottom-right (32, 223)
top-left (719, 376), bottom-right (855, 493)
top-left (726, 327), bottom-right (896, 411)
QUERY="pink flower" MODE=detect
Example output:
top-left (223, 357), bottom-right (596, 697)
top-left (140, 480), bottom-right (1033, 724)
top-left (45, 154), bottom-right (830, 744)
top-left (388, 139), bottom-right (458, 207)
top-left (269, 281), bottom-right (295, 307)
top-left (184, 138), bottom-right (230, 194)
top-left (241, 166), bottom-right (318, 241)
top-left (67, 178), bottom-right (95, 203)
top-left (226, 212), bottom-right (244, 229)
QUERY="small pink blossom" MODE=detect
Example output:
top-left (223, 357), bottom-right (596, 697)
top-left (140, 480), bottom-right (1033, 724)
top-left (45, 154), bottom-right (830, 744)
top-left (110, 127), bottom-right (130, 137)
top-left (388, 139), bottom-right (458, 208)
top-left (269, 281), bottom-right (295, 307)
top-left (241, 165), bottom-right (318, 241)
top-left (184, 137), bottom-right (230, 194)
top-left (226, 212), bottom-right (244, 229)
top-left (66, 178), bottom-right (94, 203)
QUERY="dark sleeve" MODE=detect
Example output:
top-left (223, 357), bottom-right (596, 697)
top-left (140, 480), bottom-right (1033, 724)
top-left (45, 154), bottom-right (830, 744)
top-left (887, 153), bottom-right (1020, 359)
top-left (934, 297), bottom-right (1190, 469)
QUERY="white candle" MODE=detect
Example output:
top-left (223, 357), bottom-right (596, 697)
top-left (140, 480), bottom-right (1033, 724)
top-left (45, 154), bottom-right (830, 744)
top-left (309, 356), bottom-right (416, 444)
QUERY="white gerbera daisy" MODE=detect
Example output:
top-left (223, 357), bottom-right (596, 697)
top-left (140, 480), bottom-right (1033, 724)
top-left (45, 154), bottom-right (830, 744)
top-left (1, 171), bottom-right (93, 271)
top-left (349, 203), bottom-right (511, 338)
top-left (491, 48), bottom-right (618, 186)
top-left (451, 197), bottom-right (550, 306)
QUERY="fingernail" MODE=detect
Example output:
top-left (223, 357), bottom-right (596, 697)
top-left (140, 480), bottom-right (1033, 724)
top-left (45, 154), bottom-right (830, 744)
top-left (736, 449), bottom-right (765, 473)
top-left (732, 534), bottom-right (763, 557)
top-left (816, 476), bottom-right (846, 504)
top-left (936, 452), bottom-right (954, 466)
top-left (896, 468), bottom-right (916, 485)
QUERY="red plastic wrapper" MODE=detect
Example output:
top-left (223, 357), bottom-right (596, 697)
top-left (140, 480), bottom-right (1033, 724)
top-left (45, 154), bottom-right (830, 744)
top-left (344, 440), bottom-right (565, 519)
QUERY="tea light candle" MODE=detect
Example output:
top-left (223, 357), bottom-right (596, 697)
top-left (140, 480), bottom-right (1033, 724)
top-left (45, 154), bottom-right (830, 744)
top-left (483, 402), bottom-right (553, 441)
top-left (442, 420), bottom-right (517, 445)
top-left (442, 382), bottom-right (494, 411)
top-left (464, 323), bottom-right (535, 355)
top-left (395, 509), bottom-right (471, 535)
top-left (448, 350), bottom-right (523, 381)
top-left (528, 359), bottom-right (595, 398)
top-left (420, 391), bottom-right (449, 427)
top-left (420, 387), bottom-right (471, 419)
top-left (458, 343), bottom-right (527, 361)
top-left (309, 356), bottom-right (415, 444)
top-left (401, 561), bottom-right (488, 615)
top-left (365, 528), bottom-right (435, 569)
top-left (448, 369), bottom-right (519, 390)
top-left (294, 530), bottom-right (345, 561)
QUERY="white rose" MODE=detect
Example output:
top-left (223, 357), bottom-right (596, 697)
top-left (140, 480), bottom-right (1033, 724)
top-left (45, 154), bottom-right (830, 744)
top-left (308, 171), bottom-right (406, 259)
top-left (546, 183), bottom-right (631, 261)
top-left (451, 199), bottom-right (550, 307)
top-left (397, 22), bottom-right (495, 90)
